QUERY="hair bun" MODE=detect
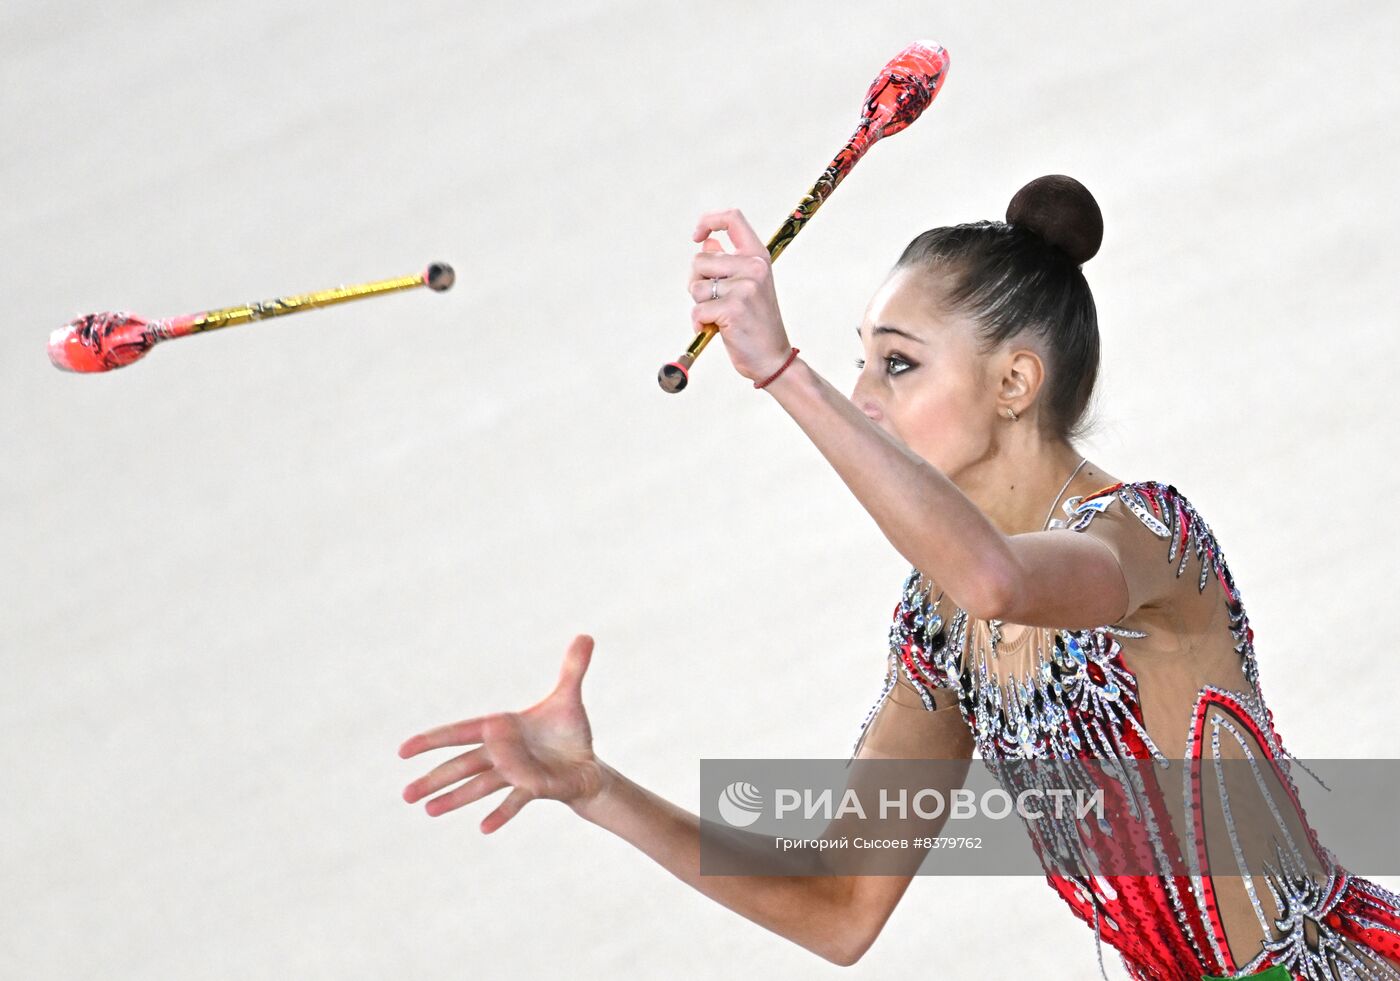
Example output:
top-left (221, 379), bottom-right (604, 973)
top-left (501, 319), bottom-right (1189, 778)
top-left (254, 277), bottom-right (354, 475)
top-left (1005, 175), bottom-right (1103, 265)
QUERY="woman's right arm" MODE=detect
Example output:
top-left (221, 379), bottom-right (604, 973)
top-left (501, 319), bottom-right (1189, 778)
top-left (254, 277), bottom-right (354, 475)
top-left (400, 636), bottom-right (972, 967)
top-left (567, 674), bottom-right (972, 966)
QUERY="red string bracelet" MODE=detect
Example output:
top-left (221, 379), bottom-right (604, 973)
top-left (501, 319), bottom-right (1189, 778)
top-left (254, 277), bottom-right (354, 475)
top-left (754, 347), bottom-right (800, 390)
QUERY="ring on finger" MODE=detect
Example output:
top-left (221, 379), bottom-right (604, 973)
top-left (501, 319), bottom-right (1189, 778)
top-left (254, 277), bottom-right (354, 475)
top-left (710, 278), bottom-right (721, 301)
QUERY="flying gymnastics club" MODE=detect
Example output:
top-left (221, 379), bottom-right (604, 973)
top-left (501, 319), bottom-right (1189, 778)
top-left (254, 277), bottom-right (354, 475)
top-left (48, 262), bottom-right (455, 373)
top-left (656, 40), bottom-right (950, 394)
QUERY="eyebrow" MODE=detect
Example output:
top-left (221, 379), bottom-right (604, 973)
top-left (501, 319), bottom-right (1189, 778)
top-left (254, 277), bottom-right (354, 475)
top-left (855, 325), bottom-right (926, 344)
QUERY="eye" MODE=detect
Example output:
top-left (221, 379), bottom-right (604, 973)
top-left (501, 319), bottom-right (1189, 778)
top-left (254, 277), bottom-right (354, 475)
top-left (856, 353), bottom-right (918, 376)
top-left (884, 353), bottom-right (915, 377)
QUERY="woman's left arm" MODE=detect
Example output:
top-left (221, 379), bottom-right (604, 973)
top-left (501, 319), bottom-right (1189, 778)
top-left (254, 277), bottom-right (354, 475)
top-left (765, 355), bottom-right (1130, 629)
top-left (688, 209), bottom-right (1129, 629)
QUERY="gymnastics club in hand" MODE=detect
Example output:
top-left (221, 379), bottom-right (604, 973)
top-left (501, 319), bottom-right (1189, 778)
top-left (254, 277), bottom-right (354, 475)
top-left (47, 262), bottom-right (456, 373)
top-left (656, 40), bottom-right (950, 394)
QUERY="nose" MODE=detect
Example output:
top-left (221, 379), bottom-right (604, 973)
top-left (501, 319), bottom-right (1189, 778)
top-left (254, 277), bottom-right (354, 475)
top-left (859, 399), bottom-right (883, 421)
top-left (850, 379), bottom-right (884, 421)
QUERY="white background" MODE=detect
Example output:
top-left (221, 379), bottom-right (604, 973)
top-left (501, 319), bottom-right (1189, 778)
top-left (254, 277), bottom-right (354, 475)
top-left (4, 2), bottom-right (1397, 977)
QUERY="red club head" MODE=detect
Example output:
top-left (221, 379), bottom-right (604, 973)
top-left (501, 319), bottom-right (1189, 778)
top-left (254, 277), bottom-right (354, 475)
top-left (48, 312), bottom-right (156, 373)
top-left (862, 41), bottom-right (951, 140)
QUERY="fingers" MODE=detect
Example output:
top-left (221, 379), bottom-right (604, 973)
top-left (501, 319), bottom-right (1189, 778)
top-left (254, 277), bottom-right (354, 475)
top-left (398, 715), bottom-right (492, 758)
top-left (423, 768), bottom-right (508, 817)
top-left (554, 634), bottom-right (594, 698)
top-left (480, 786), bottom-right (534, 834)
top-left (687, 274), bottom-right (744, 307)
top-left (693, 209), bottom-right (766, 256)
top-left (402, 746), bottom-right (491, 803)
top-left (689, 298), bottom-right (729, 331)
top-left (689, 279), bottom-right (717, 304)
top-left (691, 251), bottom-right (768, 284)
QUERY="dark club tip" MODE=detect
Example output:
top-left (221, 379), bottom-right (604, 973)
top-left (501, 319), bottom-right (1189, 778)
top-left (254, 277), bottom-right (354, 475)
top-left (425, 262), bottom-right (455, 292)
top-left (658, 362), bottom-right (689, 393)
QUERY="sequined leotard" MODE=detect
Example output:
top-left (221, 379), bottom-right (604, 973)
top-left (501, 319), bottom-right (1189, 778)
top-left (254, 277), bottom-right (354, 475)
top-left (854, 480), bottom-right (1400, 980)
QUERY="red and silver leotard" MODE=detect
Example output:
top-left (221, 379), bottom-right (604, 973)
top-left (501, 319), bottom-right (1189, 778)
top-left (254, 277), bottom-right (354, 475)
top-left (856, 480), bottom-right (1400, 980)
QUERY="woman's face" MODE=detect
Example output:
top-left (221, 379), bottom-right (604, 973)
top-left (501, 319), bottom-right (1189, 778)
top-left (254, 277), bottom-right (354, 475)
top-left (851, 265), bottom-right (1008, 481)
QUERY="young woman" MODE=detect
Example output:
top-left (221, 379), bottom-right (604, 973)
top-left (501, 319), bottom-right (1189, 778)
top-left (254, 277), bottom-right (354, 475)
top-left (398, 176), bottom-right (1400, 980)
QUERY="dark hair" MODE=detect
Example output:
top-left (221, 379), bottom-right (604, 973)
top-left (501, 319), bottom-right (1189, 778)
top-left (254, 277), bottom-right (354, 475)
top-left (894, 175), bottom-right (1104, 443)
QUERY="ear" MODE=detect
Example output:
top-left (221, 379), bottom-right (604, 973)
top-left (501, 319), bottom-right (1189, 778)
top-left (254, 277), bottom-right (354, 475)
top-left (995, 344), bottom-right (1047, 414)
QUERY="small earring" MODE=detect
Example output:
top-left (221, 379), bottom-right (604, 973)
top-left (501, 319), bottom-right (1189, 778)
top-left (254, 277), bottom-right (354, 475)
top-left (1005, 407), bottom-right (1019, 421)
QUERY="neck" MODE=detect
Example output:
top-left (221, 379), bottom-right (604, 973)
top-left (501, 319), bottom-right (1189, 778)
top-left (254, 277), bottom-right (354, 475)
top-left (957, 431), bottom-right (1094, 536)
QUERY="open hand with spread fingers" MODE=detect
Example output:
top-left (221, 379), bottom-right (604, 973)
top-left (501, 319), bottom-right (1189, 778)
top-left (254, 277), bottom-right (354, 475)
top-left (688, 209), bottom-right (794, 384)
top-left (399, 634), bottom-right (606, 833)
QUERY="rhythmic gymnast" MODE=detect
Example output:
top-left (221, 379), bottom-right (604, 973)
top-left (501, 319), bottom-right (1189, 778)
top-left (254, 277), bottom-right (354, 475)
top-left (399, 176), bottom-right (1400, 980)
